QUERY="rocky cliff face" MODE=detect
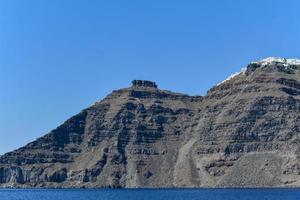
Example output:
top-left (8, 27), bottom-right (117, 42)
top-left (2, 57), bottom-right (300, 188)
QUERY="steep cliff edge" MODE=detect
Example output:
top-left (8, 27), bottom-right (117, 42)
top-left (2, 57), bottom-right (300, 188)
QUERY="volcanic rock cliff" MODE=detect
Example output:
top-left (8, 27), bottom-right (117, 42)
top-left (2, 57), bottom-right (300, 188)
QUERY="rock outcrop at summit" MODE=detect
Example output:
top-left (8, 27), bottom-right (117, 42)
top-left (2, 57), bottom-right (300, 188)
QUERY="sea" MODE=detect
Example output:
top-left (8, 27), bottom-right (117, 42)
top-left (1, 189), bottom-right (300, 200)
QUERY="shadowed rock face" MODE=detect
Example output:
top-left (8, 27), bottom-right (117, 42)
top-left (132, 80), bottom-right (158, 88)
top-left (2, 57), bottom-right (300, 188)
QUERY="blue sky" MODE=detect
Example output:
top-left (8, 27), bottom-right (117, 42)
top-left (0, 0), bottom-right (300, 155)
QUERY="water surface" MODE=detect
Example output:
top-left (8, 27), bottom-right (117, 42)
top-left (1, 189), bottom-right (300, 200)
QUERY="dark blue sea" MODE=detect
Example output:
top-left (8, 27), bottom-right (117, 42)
top-left (1, 189), bottom-right (300, 200)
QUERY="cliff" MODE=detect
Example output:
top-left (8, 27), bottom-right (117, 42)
top-left (2, 57), bottom-right (300, 188)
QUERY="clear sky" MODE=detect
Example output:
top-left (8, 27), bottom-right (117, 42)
top-left (0, 0), bottom-right (300, 155)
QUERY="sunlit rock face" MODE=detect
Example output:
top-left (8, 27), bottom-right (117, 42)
top-left (2, 58), bottom-right (300, 188)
